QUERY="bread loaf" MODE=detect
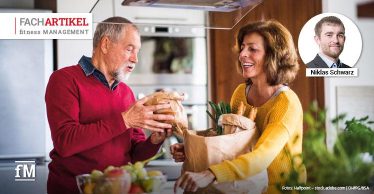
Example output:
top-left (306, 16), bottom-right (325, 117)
top-left (144, 91), bottom-right (188, 136)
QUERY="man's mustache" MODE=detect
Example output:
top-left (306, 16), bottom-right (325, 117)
top-left (329, 44), bottom-right (341, 47)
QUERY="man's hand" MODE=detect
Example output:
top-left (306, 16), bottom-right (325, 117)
top-left (174, 170), bottom-right (216, 192)
top-left (121, 95), bottom-right (175, 132)
top-left (170, 143), bottom-right (185, 162)
top-left (150, 128), bottom-right (173, 144)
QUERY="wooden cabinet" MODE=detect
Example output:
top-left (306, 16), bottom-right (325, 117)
top-left (208, 0), bottom-right (324, 113)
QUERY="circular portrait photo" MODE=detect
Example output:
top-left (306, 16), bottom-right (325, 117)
top-left (298, 13), bottom-right (362, 68)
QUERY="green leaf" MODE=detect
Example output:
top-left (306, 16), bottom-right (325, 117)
top-left (304, 112), bottom-right (315, 128)
top-left (208, 101), bottom-right (215, 111)
top-left (219, 102), bottom-right (226, 114)
top-left (214, 103), bottom-right (222, 119)
top-left (332, 113), bottom-right (346, 124)
top-left (317, 109), bottom-right (326, 122)
top-left (142, 148), bottom-right (165, 165)
top-left (206, 101), bottom-right (231, 135)
top-left (226, 104), bottom-right (231, 113)
top-left (217, 126), bottom-right (223, 135)
top-left (214, 104), bottom-right (222, 122)
top-left (309, 100), bottom-right (318, 112)
top-left (208, 101), bottom-right (220, 121)
top-left (206, 110), bottom-right (215, 121)
top-left (359, 116), bottom-right (369, 121)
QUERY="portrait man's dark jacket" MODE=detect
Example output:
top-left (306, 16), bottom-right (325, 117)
top-left (307, 54), bottom-right (350, 68)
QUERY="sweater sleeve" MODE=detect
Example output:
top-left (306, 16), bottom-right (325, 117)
top-left (45, 70), bottom-right (128, 158)
top-left (230, 84), bottom-right (246, 114)
top-left (130, 129), bottom-right (163, 163)
top-left (210, 92), bottom-right (302, 182)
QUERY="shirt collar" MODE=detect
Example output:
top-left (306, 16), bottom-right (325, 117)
top-left (78, 55), bottom-right (120, 90)
top-left (78, 55), bottom-right (95, 76)
top-left (318, 53), bottom-right (341, 68)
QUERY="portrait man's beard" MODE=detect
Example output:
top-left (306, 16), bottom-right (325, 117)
top-left (322, 44), bottom-right (344, 59)
top-left (320, 40), bottom-right (344, 59)
top-left (113, 63), bottom-right (134, 83)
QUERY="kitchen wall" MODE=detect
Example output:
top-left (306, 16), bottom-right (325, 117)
top-left (57, 0), bottom-right (113, 68)
top-left (323, 0), bottom-right (374, 148)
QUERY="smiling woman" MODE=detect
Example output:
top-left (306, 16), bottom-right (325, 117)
top-left (235, 19), bottom-right (299, 87)
top-left (239, 32), bottom-right (266, 81)
top-left (172, 20), bottom-right (304, 194)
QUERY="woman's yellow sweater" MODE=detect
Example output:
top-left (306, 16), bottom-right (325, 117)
top-left (209, 83), bottom-right (306, 194)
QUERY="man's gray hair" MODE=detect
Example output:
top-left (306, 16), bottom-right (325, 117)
top-left (93, 17), bottom-right (138, 49)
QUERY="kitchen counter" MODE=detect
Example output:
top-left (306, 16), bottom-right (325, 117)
top-left (163, 181), bottom-right (175, 194)
top-left (146, 159), bottom-right (182, 181)
top-left (146, 160), bottom-right (185, 194)
top-left (163, 181), bottom-right (191, 194)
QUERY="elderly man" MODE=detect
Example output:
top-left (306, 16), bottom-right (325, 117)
top-left (307, 16), bottom-right (350, 68)
top-left (45, 16), bottom-right (174, 194)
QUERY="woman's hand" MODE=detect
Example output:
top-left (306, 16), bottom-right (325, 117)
top-left (174, 170), bottom-right (216, 192)
top-left (150, 128), bottom-right (173, 144)
top-left (170, 143), bottom-right (185, 162)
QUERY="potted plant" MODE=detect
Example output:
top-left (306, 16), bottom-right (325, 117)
top-left (279, 102), bottom-right (374, 193)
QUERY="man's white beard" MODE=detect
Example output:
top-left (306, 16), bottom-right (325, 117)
top-left (115, 63), bottom-right (134, 83)
top-left (117, 72), bottom-right (131, 83)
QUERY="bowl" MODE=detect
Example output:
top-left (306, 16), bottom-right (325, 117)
top-left (76, 173), bottom-right (131, 194)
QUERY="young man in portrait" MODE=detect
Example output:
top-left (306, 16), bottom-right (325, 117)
top-left (307, 16), bottom-right (351, 68)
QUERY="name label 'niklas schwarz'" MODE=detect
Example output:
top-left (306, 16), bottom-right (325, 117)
top-left (306, 68), bottom-right (358, 77)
